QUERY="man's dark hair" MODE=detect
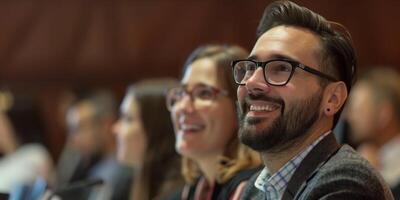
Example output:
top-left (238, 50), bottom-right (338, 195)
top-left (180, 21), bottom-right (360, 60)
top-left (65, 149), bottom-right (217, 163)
top-left (257, 0), bottom-right (357, 125)
top-left (70, 90), bottom-right (117, 120)
top-left (359, 67), bottom-right (400, 120)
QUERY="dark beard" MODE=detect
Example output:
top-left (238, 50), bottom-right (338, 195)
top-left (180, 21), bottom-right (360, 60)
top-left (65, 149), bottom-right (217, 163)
top-left (238, 89), bottom-right (322, 153)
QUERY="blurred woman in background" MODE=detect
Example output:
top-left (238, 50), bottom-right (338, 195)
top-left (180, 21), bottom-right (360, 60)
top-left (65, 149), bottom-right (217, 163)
top-left (113, 78), bottom-right (185, 200)
top-left (166, 45), bottom-right (261, 200)
top-left (0, 92), bottom-right (54, 193)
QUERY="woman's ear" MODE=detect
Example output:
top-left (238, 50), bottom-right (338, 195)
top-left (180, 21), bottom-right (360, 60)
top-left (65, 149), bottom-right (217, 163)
top-left (323, 81), bottom-right (348, 117)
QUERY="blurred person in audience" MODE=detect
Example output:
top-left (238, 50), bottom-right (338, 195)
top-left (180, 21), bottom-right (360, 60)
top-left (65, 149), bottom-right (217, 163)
top-left (0, 91), bottom-right (53, 194)
top-left (113, 78), bottom-right (185, 200)
top-left (166, 45), bottom-right (262, 200)
top-left (347, 67), bottom-right (400, 199)
top-left (56, 90), bottom-right (131, 200)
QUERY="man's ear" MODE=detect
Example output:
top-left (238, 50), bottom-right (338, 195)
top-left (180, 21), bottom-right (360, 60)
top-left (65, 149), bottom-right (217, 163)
top-left (322, 81), bottom-right (348, 117)
top-left (377, 101), bottom-right (394, 129)
top-left (104, 116), bottom-right (117, 132)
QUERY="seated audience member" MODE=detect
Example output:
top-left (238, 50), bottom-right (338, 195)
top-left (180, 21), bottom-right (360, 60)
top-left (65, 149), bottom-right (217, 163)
top-left (56, 90), bottom-right (131, 200)
top-left (113, 78), bottom-right (185, 200)
top-left (166, 45), bottom-right (262, 200)
top-left (235, 1), bottom-right (393, 199)
top-left (347, 67), bottom-right (400, 199)
top-left (0, 92), bottom-right (53, 194)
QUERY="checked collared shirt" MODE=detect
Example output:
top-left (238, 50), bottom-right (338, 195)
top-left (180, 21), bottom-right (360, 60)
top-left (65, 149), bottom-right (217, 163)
top-left (254, 131), bottom-right (331, 200)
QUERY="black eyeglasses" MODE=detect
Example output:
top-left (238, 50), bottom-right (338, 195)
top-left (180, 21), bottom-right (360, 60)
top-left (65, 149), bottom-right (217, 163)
top-left (166, 83), bottom-right (228, 111)
top-left (231, 59), bottom-right (338, 86)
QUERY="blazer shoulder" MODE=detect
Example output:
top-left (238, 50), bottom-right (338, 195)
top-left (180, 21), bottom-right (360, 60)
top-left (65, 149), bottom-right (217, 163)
top-left (300, 145), bottom-right (394, 199)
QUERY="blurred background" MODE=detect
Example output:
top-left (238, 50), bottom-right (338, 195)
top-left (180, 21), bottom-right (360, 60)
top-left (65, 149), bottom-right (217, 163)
top-left (0, 0), bottom-right (399, 163)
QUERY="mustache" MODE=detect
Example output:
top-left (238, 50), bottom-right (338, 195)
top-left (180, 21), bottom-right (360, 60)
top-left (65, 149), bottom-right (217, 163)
top-left (247, 92), bottom-right (284, 105)
top-left (239, 92), bottom-right (285, 115)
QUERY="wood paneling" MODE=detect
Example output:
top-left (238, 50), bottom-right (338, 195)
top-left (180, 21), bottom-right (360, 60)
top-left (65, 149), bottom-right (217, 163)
top-left (1, 0), bottom-right (400, 160)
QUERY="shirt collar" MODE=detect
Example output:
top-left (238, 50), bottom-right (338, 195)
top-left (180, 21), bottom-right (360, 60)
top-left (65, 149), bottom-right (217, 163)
top-left (379, 134), bottom-right (400, 186)
top-left (254, 130), bottom-right (332, 197)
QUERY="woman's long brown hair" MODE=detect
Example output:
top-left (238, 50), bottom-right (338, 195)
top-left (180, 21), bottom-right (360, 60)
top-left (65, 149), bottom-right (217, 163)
top-left (127, 78), bottom-right (184, 200)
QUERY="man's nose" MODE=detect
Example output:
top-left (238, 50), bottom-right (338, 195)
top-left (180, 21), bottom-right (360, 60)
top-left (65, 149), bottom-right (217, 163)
top-left (245, 67), bottom-right (271, 93)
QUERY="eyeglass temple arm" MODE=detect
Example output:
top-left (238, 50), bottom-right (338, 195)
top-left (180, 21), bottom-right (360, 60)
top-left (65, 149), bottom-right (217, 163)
top-left (298, 64), bottom-right (338, 82)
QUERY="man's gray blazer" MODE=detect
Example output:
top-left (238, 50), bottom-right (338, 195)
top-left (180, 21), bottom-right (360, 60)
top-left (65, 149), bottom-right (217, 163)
top-left (241, 133), bottom-right (394, 200)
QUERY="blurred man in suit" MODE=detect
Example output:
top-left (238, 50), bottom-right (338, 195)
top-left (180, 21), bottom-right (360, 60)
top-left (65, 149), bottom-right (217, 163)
top-left (57, 90), bottom-right (132, 200)
top-left (347, 67), bottom-right (400, 199)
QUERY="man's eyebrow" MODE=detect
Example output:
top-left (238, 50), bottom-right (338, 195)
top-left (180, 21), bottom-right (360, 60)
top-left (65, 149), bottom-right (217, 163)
top-left (247, 54), bottom-right (297, 62)
top-left (247, 55), bottom-right (259, 61)
top-left (271, 54), bottom-right (293, 60)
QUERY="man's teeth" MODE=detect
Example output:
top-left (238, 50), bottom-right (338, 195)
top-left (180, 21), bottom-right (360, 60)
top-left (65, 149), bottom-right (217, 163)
top-left (250, 105), bottom-right (277, 112)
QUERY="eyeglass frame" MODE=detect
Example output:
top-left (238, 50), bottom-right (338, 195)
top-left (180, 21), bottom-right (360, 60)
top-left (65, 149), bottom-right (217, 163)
top-left (165, 83), bottom-right (229, 111)
top-left (231, 58), bottom-right (338, 86)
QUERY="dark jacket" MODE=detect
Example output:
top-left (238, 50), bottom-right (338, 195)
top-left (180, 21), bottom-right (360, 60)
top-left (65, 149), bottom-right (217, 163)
top-left (169, 167), bottom-right (260, 200)
top-left (241, 133), bottom-right (394, 200)
top-left (392, 182), bottom-right (400, 200)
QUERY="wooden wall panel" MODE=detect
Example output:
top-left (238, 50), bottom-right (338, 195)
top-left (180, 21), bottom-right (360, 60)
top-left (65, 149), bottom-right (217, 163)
top-left (1, 0), bottom-right (400, 160)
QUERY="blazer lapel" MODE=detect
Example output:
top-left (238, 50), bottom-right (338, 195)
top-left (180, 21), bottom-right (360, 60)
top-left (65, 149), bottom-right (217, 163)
top-left (282, 133), bottom-right (341, 200)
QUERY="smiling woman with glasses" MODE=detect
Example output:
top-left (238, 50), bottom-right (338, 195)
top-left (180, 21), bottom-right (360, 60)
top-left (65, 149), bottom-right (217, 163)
top-left (166, 83), bottom-right (228, 111)
top-left (167, 45), bottom-right (261, 200)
